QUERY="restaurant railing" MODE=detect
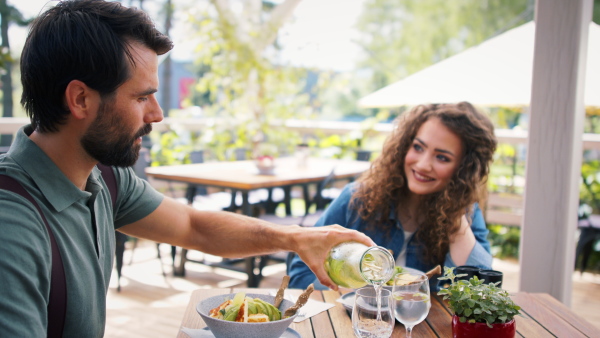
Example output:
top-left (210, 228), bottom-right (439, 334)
top-left (2, 117), bottom-right (600, 150)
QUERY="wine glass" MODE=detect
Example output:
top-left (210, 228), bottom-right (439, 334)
top-left (352, 287), bottom-right (394, 338)
top-left (392, 272), bottom-right (431, 338)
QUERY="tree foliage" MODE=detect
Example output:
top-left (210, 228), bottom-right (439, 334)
top-left (0, 0), bottom-right (33, 148)
top-left (181, 0), bottom-right (311, 160)
top-left (355, 0), bottom-right (533, 91)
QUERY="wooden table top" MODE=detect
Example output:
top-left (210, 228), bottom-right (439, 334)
top-left (145, 157), bottom-right (372, 190)
top-left (176, 288), bottom-right (600, 338)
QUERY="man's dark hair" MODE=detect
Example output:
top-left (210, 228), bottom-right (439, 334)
top-left (20, 0), bottom-right (173, 133)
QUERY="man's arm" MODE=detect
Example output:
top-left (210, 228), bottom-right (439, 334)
top-left (446, 204), bottom-right (492, 269)
top-left (118, 195), bottom-right (375, 290)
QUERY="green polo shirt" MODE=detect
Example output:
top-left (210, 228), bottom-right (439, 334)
top-left (0, 125), bottom-right (164, 337)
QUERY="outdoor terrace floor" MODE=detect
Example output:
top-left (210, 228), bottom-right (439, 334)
top-left (104, 239), bottom-right (600, 337)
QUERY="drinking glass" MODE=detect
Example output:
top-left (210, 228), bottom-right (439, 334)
top-left (392, 272), bottom-right (431, 338)
top-left (352, 287), bottom-right (394, 338)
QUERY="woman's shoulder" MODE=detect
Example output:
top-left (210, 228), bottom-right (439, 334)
top-left (345, 181), bottom-right (359, 192)
top-left (338, 181), bottom-right (360, 200)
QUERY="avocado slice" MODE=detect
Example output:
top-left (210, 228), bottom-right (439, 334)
top-left (255, 298), bottom-right (281, 321)
top-left (223, 304), bottom-right (241, 322)
top-left (254, 299), bottom-right (273, 320)
top-left (246, 298), bottom-right (258, 314)
top-left (254, 300), bottom-right (269, 318)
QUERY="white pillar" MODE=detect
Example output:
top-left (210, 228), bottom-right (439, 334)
top-left (520, 0), bottom-right (592, 305)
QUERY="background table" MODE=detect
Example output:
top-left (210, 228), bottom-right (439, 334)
top-left (145, 157), bottom-right (371, 214)
top-left (145, 157), bottom-right (371, 287)
top-left (177, 288), bottom-right (600, 337)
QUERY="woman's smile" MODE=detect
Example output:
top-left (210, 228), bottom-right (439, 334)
top-left (412, 170), bottom-right (435, 182)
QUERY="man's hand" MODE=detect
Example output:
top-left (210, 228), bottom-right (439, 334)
top-left (291, 225), bottom-right (375, 290)
top-left (123, 201), bottom-right (375, 290)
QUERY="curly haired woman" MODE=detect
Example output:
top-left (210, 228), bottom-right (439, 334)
top-left (288, 102), bottom-right (497, 290)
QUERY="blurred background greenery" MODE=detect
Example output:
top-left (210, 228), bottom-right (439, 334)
top-left (2, 0), bottom-right (600, 270)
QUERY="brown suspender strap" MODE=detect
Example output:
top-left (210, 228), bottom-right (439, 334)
top-left (0, 175), bottom-right (66, 338)
top-left (0, 164), bottom-right (118, 338)
top-left (97, 164), bottom-right (117, 209)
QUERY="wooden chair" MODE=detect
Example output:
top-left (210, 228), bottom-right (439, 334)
top-left (483, 192), bottom-right (524, 227)
top-left (319, 150), bottom-right (372, 205)
top-left (258, 169), bottom-right (337, 227)
top-left (575, 214), bottom-right (600, 273)
top-left (180, 150), bottom-right (236, 211)
top-left (226, 149), bottom-right (291, 216)
top-left (115, 147), bottom-right (168, 291)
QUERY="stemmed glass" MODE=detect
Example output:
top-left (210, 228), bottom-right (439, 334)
top-left (352, 287), bottom-right (395, 338)
top-left (392, 272), bottom-right (431, 338)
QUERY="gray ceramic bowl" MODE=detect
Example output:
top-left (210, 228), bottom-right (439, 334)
top-left (196, 293), bottom-right (297, 338)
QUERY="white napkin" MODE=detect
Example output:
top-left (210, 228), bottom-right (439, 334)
top-left (292, 298), bottom-right (335, 322)
top-left (180, 327), bottom-right (214, 338)
top-left (270, 291), bottom-right (335, 323)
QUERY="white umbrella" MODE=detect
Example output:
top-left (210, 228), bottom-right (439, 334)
top-left (358, 21), bottom-right (600, 108)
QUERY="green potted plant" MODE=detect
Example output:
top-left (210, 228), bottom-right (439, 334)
top-left (437, 267), bottom-right (521, 338)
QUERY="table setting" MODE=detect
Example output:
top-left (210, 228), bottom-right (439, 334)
top-left (177, 265), bottom-right (599, 338)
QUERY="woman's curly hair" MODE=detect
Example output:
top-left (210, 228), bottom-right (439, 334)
top-left (352, 102), bottom-right (497, 265)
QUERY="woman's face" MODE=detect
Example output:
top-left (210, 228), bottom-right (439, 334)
top-left (404, 117), bottom-right (464, 195)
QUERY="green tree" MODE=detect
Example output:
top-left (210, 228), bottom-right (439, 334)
top-left (0, 0), bottom-right (32, 148)
top-left (355, 0), bottom-right (533, 91)
top-left (183, 0), bottom-right (310, 160)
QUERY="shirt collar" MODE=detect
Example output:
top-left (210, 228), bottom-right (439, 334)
top-left (8, 125), bottom-right (92, 212)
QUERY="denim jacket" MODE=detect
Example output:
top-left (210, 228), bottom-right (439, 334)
top-left (288, 182), bottom-right (492, 290)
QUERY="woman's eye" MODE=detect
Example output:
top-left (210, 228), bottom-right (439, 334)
top-left (413, 143), bottom-right (423, 151)
top-left (436, 154), bottom-right (450, 162)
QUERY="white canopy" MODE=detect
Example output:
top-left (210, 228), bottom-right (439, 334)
top-left (358, 21), bottom-right (600, 108)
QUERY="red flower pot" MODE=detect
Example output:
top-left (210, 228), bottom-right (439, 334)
top-left (452, 315), bottom-right (516, 338)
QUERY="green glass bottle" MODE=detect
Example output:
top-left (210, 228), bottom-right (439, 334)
top-left (325, 242), bottom-right (395, 288)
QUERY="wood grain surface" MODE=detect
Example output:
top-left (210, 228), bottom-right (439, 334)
top-left (177, 288), bottom-right (600, 337)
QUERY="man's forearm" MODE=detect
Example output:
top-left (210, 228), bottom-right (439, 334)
top-left (186, 210), bottom-right (301, 258)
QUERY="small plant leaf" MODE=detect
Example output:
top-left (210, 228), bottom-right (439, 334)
top-left (436, 266), bottom-right (521, 325)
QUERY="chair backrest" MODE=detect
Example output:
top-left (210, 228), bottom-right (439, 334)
top-left (356, 150), bottom-right (372, 162)
top-left (189, 150), bottom-right (205, 164)
top-left (483, 192), bottom-right (523, 227)
top-left (301, 168), bottom-right (337, 217)
top-left (234, 148), bottom-right (248, 161)
top-left (132, 147), bottom-right (151, 180)
top-left (187, 150), bottom-right (208, 197)
top-left (285, 252), bottom-right (297, 275)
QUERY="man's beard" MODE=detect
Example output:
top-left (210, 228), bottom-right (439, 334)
top-left (81, 99), bottom-right (152, 167)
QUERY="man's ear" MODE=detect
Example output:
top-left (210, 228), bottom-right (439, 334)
top-left (64, 80), bottom-right (100, 120)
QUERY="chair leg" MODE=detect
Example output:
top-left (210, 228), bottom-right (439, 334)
top-left (156, 243), bottom-right (167, 277)
top-left (283, 186), bottom-right (292, 216)
top-left (285, 252), bottom-right (297, 276)
top-left (128, 237), bottom-right (138, 265)
top-left (575, 227), bottom-right (600, 273)
top-left (263, 188), bottom-right (277, 214)
top-left (171, 246), bottom-right (177, 267)
top-left (115, 232), bottom-right (128, 292)
top-left (302, 184), bottom-right (310, 215)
